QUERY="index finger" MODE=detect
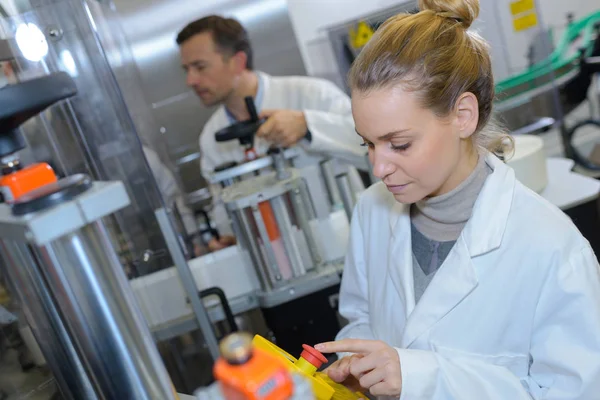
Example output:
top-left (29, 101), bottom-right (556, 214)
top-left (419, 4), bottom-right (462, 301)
top-left (256, 116), bottom-right (275, 138)
top-left (258, 109), bottom-right (278, 119)
top-left (315, 339), bottom-right (383, 355)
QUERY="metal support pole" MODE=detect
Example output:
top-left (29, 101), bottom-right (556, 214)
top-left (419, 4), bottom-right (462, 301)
top-left (320, 160), bottom-right (343, 209)
top-left (252, 204), bottom-right (283, 284)
top-left (36, 221), bottom-right (176, 399)
top-left (155, 208), bottom-right (220, 361)
top-left (232, 210), bottom-right (271, 290)
top-left (290, 184), bottom-right (322, 267)
top-left (297, 178), bottom-right (317, 220)
top-left (336, 173), bottom-right (356, 220)
top-left (0, 240), bottom-right (97, 400)
top-left (271, 150), bottom-right (291, 181)
top-left (270, 196), bottom-right (306, 278)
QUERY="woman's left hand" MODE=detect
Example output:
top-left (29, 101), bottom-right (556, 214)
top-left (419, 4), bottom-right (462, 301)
top-left (315, 339), bottom-right (402, 398)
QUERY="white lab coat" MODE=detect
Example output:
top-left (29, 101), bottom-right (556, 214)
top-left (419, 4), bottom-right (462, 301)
top-left (198, 72), bottom-right (367, 234)
top-left (337, 153), bottom-right (600, 399)
top-left (199, 71), bottom-right (366, 181)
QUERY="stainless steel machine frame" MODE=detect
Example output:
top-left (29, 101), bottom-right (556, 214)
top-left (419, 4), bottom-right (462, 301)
top-left (224, 170), bottom-right (322, 292)
top-left (210, 147), bottom-right (364, 224)
top-left (208, 148), bottom-right (302, 188)
top-left (320, 159), bottom-right (344, 210)
top-left (336, 172), bottom-right (357, 220)
top-left (0, 181), bottom-right (177, 399)
top-left (1, 0), bottom-right (222, 395)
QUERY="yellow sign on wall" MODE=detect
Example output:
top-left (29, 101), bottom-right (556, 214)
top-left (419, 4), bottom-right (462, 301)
top-left (509, 0), bottom-right (538, 32)
top-left (349, 21), bottom-right (374, 49)
top-left (510, 0), bottom-right (535, 16)
top-left (513, 12), bottom-right (539, 32)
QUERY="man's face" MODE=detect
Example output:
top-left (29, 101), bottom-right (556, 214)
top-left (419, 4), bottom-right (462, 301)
top-left (180, 32), bottom-right (238, 107)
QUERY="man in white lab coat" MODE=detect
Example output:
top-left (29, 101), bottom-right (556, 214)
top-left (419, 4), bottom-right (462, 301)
top-left (177, 16), bottom-right (365, 250)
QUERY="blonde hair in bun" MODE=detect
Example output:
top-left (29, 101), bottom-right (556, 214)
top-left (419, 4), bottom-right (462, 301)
top-left (419, 0), bottom-right (479, 29)
top-left (349, 0), bottom-right (513, 157)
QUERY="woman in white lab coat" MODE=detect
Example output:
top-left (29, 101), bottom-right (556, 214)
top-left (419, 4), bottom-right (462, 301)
top-left (315, 1), bottom-right (600, 399)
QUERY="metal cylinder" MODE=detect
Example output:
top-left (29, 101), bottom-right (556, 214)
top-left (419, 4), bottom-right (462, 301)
top-left (271, 150), bottom-right (291, 180)
top-left (34, 221), bottom-right (177, 399)
top-left (320, 160), bottom-right (343, 210)
top-left (290, 181), bottom-right (321, 268)
top-left (0, 240), bottom-right (98, 400)
top-left (210, 148), bottom-right (301, 188)
top-left (336, 173), bottom-right (356, 220)
top-left (231, 209), bottom-right (273, 291)
top-left (270, 196), bottom-right (305, 277)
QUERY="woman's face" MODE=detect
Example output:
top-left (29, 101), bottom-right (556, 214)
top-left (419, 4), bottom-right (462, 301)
top-left (352, 86), bottom-right (479, 204)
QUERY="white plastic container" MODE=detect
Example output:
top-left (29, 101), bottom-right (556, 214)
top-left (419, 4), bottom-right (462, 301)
top-left (309, 209), bottom-right (350, 263)
top-left (507, 134), bottom-right (548, 193)
top-left (129, 246), bottom-right (259, 329)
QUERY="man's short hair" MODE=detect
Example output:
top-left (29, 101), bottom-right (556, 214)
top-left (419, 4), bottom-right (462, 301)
top-left (176, 15), bottom-right (253, 70)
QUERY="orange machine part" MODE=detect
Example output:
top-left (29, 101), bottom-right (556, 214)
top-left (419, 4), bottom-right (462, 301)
top-left (214, 347), bottom-right (294, 400)
top-left (258, 201), bottom-right (281, 241)
top-left (244, 147), bottom-right (281, 242)
top-left (0, 163), bottom-right (57, 202)
top-left (242, 146), bottom-right (281, 243)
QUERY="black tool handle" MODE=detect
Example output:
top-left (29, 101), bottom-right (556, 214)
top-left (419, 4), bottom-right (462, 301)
top-left (245, 96), bottom-right (259, 121)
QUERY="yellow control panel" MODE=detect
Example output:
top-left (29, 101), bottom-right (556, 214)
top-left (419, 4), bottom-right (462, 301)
top-left (252, 335), bottom-right (365, 400)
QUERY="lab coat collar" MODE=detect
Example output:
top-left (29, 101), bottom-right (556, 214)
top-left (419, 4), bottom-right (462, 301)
top-left (387, 153), bottom-right (515, 347)
top-left (224, 71), bottom-right (268, 124)
top-left (388, 153), bottom-right (514, 256)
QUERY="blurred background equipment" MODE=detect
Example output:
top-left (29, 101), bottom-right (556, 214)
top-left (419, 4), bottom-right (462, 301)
top-left (0, 42), bottom-right (186, 398)
top-left (112, 0), bottom-right (308, 195)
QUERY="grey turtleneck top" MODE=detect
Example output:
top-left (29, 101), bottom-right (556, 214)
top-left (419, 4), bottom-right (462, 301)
top-left (411, 155), bottom-right (492, 303)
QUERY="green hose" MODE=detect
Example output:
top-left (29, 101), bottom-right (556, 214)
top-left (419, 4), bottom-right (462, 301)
top-left (495, 10), bottom-right (600, 101)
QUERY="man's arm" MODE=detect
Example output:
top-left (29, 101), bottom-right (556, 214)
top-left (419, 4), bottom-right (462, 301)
top-left (199, 127), bottom-right (218, 183)
top-left (255, 79), bottom-right (368, 170)
top-left (301, 80), bottom-right (367, 169)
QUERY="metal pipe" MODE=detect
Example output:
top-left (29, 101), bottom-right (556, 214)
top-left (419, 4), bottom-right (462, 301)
top-left (336, 173), bottom-right (356, 220)
top-left (155, 208), bottom-right (220, 361)
top-left (251, 205), bottom-right (283, 285)
top-left (271, 150), bottom-right (291, 180)
top-left (0, 240), bottom-right (97, 400)
top-left (34, 220), bottom-right (176, 399)
top-left (296, 178), bottom-right (317, 221)
top-left (290, 185), bottom-right (321, 267)
top-left (510, 117), bottom-right (555, 136)
top-left (232, 210), bottom-right (271, 290)
top-left (270, 196), bottom-right (306, 278)
top-left (586, 56), bottom-right (600, 65)
top-left (594, 73), bottom-right (600, 119)
top-left (320, 160), bottom-right (343, 209)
